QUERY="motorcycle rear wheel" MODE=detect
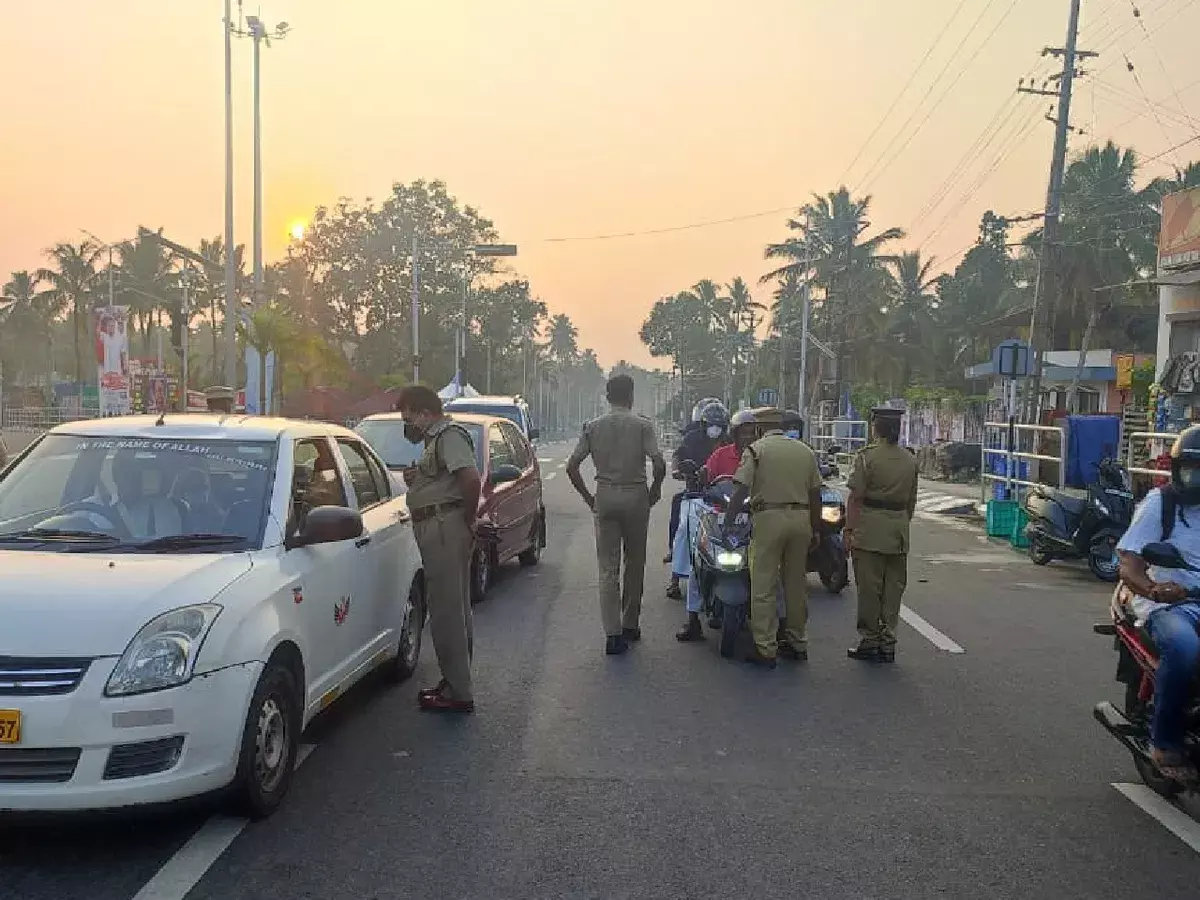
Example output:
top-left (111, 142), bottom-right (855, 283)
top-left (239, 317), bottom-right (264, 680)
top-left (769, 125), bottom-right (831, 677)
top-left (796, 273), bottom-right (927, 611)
top-left (1088, 528), bottom-right (1122, 583)
top-left (1028, 541), bottom-right (1053, 566)
top-left (1124, 689), bottom-right (1184, 799)
top-left (820, 556), bottom-right (849, 594)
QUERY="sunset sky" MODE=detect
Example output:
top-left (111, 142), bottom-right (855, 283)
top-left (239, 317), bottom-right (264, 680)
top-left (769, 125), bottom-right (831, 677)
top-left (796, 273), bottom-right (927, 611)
top-left (2, 0), bottom-right (1197, 368)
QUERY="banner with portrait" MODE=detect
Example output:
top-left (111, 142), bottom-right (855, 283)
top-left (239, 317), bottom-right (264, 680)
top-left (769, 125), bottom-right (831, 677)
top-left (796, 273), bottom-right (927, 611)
top-left (93, 305), bottom-right (131, 416)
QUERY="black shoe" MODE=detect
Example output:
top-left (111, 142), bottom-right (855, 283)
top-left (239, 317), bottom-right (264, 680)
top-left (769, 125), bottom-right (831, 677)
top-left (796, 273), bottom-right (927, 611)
top-left (744, 650), bottom-right (778, 670)
top-left (707, 615), bottom-right (722, 630)
top-left (779, 643), bottom-right (808, 662)
top-left (666, 582), bottom-right (683, 600)
top-left (847, 645), bottom-right (881, 662)
top-left (662, 553), bottom-right (672, 564)
top-left (622, 627), bottom-right (642, 643)
top-left (676, 621), bottom-right (705, 642)
top-left (878, 647), bottom-right (896, 663)
top-left (606, 635), bottom-right (630, 655)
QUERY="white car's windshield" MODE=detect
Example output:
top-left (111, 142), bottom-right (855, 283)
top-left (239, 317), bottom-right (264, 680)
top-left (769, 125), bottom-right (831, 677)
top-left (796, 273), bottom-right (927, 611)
top-left (0, 433), bottom-right (277, 551)
top-left (356, 420), bottom-right (485, 471)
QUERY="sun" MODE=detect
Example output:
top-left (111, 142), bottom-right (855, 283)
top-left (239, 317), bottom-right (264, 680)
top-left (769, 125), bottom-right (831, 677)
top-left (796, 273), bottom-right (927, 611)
top-left (288, 220), bottom-right (306, 241)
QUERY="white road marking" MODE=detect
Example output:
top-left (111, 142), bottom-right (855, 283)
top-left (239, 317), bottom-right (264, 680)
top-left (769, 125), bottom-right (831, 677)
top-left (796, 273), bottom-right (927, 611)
top-left (1112, 782), bottom-right (1200, 854)
top-left (557, 462), bottom-right (567, 470)
top-left (545, 471), bottom-right (557, 481)
top-left (899, 604), bottom-right (965, 654)
top-left (538, 457), bottom-right (552, 464)
top-left (131, 743), bottom-right (319, 900)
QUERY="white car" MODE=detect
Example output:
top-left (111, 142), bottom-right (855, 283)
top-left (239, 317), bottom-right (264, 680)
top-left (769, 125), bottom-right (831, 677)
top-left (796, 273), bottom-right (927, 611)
top-left (0, 415), bottom-right (425, 818)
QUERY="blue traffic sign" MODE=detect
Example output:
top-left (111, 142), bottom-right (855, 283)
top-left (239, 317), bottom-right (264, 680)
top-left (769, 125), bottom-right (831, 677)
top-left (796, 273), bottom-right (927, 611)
top-left (757, 388), bottom-right (778, 406)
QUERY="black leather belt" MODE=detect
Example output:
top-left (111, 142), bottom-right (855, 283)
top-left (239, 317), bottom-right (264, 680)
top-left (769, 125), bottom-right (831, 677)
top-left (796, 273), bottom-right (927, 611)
top-left (752, 501), bottom-right (808, 512)
top-left (410, 500), bottom-right (463, 523)
top-left (863, 497), bottom-right (907, 511)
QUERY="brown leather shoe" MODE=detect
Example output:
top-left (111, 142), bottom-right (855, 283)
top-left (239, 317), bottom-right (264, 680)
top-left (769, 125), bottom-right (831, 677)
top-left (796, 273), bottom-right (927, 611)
top-left (418, 679), bottom-right (449, 700)
top-left (779, 643), bottom-right (808, 662)
top-left (847, 645), bottom-right (881, 661)
top-left (744, 650), bottom-right (777, 670)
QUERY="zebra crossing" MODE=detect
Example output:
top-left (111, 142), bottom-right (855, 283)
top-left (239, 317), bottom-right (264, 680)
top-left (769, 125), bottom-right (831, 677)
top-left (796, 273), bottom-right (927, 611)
top-left (913, 487), bottom-right (983, 516)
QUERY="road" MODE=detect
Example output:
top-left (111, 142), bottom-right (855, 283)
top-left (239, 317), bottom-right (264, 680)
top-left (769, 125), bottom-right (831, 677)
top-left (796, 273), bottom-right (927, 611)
top-left (6, 440), bottom-right (1200, 900)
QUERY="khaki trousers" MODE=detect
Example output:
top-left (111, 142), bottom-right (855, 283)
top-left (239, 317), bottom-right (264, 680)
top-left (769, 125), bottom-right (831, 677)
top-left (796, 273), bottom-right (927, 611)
top-left (748, 508), bottom-right (811, 657)
top-left (415, 513), bottom-right (475, 702)
top-left (851, 549), bottom-right (907, 649)
top-left (594, 484), bottom-right (651, 637)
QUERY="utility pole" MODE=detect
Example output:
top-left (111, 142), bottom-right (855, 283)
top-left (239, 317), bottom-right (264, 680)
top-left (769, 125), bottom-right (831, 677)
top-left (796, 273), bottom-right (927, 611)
top-left (180, 267), bottom-right (192, 407)
top-left (1019, 0), bottom-right (1095, 423)
top-left (796, 215), bottom-right (813, 424)
top-left (223, 0), bottom-right (236, 388)
top-left (411, 234), bottom-right (421, 382)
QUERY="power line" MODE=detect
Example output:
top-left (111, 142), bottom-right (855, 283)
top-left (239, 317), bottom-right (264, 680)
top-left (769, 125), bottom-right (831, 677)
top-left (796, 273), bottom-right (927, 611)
top-left (1125, 0), bottom-right (1198, 131)
top-left (836, 0), bottom-right (973, 186)
top-left (1122, 53), bottom-right (1182, 165)
top-left (853, 0), bottom-right (1010, 193)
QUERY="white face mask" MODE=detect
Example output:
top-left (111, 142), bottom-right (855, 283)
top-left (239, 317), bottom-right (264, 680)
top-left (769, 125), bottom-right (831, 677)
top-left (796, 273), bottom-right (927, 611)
top-left (706, 425), bottom-right (722, 439)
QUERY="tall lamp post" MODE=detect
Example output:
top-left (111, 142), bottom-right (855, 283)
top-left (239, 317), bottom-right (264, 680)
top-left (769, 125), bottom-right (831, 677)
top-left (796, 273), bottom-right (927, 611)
top-left (223, 0), bottom-right (236, 387)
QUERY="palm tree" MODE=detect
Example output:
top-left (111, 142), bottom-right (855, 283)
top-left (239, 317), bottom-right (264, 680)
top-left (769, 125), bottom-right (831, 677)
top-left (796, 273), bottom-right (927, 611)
top-left (1, 271), bottom-right (59, 391)
top-left (198, 237), bottom-right (246, 381)
top-left (882, 251), bottom-right (939, 391)
top-left (547, 313), bottom-right (578, 364)
top-left (763, 188), bottom-right (904, 413)
top-left (238, 306), bottom-right (294, 415)
top-left (722, 276), bottom-right (764, 407)
top-left (39, 241), bottom-right (102, 383)
top-left (115, 232), bottom-right (176, 355)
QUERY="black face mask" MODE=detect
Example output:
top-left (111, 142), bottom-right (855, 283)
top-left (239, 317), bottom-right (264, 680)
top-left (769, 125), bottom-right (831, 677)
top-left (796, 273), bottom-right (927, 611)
top-left (403, 421), bottom-right (425, 444)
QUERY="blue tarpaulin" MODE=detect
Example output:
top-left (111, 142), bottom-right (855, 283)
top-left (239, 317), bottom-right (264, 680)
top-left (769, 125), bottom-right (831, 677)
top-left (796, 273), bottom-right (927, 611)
top-left (1065, 415), bottom-right (1120, 488)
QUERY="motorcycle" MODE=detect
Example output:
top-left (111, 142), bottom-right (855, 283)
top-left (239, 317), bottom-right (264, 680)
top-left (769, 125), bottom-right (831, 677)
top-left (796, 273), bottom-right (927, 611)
top-left (691, 478), bottom-right (849, 657)
top-left (1023, 458), bottom-right (1133, 582)
top-left (1092, 541), bottom-right (1200, 798)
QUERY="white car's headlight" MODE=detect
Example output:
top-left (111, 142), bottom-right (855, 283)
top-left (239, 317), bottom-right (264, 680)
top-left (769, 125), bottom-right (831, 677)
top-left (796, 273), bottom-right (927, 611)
top-left (715, 550), bottom-right (744, 570)
top-left (105, 604), bottom-right (222, 697)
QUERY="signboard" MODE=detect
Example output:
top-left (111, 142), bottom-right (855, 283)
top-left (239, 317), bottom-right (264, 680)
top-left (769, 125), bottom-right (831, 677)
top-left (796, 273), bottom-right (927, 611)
top-left (187, 390), bottom-right (208, 411)
top-left (992, 339), bottom-right (1031, 378)
top-left (93, 305), bottom-right (131, 416)
top-left (1160, 187), bottom-right (1200, 271)
top-left (757, 387), bottom-right (778, 406)
top-left (1115, 354), bottom-right (1135, 390)
top-left (244, 345), bottom-right (276, 415)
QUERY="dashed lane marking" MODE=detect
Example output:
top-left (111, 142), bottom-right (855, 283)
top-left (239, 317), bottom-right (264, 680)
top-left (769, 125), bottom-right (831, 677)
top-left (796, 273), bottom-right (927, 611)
top-left (538, 457), bottom-right (553, 464)
top-left (900, 604), bottom-right (965, 654)
top-left (545, 471), bottom-right (557, 481)
top-left (131, 743), bottom-right (318, 900)
top-left (1112, 783), bottom-right (1200, 854)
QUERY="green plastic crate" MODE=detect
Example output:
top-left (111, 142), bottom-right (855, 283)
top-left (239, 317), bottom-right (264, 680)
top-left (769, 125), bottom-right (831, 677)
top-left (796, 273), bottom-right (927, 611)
top-left (1009, 505), bottom-right (1030, 548)
top-left (986, 499), bottom-right (1020, 538)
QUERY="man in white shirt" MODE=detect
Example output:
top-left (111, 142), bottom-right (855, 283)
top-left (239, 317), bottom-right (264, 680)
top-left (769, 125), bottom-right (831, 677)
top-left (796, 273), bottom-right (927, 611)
top-left (1116, 425), bottom-right (1200, 783)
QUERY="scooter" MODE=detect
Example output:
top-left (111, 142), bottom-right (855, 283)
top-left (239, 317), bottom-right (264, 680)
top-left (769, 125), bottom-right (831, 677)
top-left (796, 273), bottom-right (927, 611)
top-left (1023, 458), bottom-right (1133, 582)
top-left (692, 479), bottom-right (847, 657)
top-left (1092, 541), bottom-right (1200, 798)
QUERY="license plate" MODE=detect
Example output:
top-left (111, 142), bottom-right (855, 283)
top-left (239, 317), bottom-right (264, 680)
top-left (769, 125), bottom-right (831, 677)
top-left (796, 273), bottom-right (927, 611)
top-left (0, 709), bottom-right (21, 744)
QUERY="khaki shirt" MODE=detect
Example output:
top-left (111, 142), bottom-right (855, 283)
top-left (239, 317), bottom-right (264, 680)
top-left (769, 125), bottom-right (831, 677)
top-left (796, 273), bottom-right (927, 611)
top-left (733, 431), bottom-right (822, 509)
top-left (847, 441), bottom-right (919, 554)
top-left (569, 407), bottom-right (660, 486)
top-left (406, 417), bottom-right (478, 509)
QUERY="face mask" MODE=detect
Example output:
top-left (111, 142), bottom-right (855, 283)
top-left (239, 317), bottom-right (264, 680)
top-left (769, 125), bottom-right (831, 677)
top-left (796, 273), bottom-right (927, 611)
top-left (403, 421), bottom-right (425, 443)
top-left (706, 425), bottom-right (722, 439)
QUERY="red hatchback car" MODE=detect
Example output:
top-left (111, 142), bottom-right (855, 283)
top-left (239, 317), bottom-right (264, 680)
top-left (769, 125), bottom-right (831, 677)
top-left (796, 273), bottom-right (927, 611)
top-left (354, 411), bottom-right (546, 603)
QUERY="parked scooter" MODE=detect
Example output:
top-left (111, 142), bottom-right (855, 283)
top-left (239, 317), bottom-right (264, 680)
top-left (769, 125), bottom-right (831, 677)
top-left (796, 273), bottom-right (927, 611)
top-left (1023, 458), bottom-right (1134, 582)
top-left (1092, 542), bottom-right (1200, 797)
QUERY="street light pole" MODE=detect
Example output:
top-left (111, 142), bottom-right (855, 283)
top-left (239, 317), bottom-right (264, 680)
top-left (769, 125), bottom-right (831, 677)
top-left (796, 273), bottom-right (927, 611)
top-left (180, 267), bottom-right (192, 406)
top-left (223, 0), bottom-right (236, 387)
top-left (250, 21), bottom-right (263, 308)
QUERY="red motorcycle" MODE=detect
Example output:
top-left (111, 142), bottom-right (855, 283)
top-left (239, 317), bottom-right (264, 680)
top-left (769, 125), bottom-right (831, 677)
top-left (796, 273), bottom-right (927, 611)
top-left (1092, 541), bottom-right (1200, 798)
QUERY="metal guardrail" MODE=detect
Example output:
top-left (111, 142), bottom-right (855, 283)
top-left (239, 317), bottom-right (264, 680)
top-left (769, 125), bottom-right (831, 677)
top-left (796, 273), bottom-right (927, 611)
top-left (980, 421), bottom-right (1065, 502)
top-left (1125, 430), bottom-right (1177, 478)
top-left (810, 419), bottom-right (869, 453)
top-left (1, 407), bottom-right (100, 430)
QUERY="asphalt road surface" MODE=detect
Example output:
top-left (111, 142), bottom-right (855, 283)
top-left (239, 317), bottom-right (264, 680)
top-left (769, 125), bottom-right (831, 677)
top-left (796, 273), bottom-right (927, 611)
top-left (6, 441), bottom-right (1200, 900)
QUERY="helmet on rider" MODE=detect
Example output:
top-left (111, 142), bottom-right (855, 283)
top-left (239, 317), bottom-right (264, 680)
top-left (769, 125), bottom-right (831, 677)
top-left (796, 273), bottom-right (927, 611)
top-left (730, 408), bottom-right (759, 451)
top-left (690, 397), bottom-right (723, 423)
top-left (1169, 424), bottom-right (1200, 505)
top-left (694, 399), bottom-right (729, 440)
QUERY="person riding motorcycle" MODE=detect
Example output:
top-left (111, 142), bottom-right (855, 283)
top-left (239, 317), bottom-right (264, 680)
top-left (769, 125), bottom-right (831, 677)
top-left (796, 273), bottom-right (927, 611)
top-left (700, 408), bottom-right (756, 483)
top-left (666, 399), bottom-right (729, 599)
top-left (1116, 423), bottom-right (1200, 783)
top-left (673, 409), bottom-right (761, 640)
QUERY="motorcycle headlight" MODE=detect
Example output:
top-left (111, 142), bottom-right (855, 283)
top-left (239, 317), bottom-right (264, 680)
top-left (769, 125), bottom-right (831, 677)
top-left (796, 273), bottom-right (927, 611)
top-left (821, 505), bottom-right (843, 524)
top-left (105, 604), bottom-right (222, 697)
top-left (715, 550), bottom-right (744, 570)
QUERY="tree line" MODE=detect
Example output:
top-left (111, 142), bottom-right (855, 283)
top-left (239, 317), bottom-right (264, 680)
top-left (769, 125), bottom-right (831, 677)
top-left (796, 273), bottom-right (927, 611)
top-left (639, 142), bottom-right (1200, 419)
top-left (0, 180), bottom-right (605, 429)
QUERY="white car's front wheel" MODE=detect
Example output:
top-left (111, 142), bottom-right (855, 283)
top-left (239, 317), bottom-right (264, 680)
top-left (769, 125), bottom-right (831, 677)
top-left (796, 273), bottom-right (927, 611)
top-left (232, 660), bottom-right (301, 819)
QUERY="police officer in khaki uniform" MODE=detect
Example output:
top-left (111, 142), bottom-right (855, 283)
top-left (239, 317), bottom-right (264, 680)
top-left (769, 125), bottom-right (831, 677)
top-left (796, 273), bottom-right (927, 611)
top-left (844, 406), bottom-right (919, 663)
top-left (567, 374), bottom-right (667, 655)
top-left (723, 411), bottom-right (823, 667)
top-left (396, 385), bottom-right (483, 711)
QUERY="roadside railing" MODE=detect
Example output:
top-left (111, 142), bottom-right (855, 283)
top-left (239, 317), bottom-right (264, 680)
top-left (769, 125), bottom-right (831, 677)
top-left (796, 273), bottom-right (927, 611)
top-left (1, 406), bottom-right (100, 430)
top-left (810, 418), bottom-right (869, 453)
top-left (1126, 430), bottom-right (1177, 478)
top-left (980, 421), bottom-right (1065, 503)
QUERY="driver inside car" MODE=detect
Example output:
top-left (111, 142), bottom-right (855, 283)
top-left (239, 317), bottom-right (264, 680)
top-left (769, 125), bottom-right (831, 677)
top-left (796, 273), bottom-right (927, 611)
top-left (109, 450), bottom-right (185, 540)
top-left (1116, 423), bottom-right (1200, 783)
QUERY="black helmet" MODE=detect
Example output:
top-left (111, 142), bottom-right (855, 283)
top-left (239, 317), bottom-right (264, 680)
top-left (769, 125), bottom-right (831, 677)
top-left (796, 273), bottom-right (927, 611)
top-left (1169, 425), bottom-right (1200, 504)
top-left (700, 402), bottom-right (729, 430)
top-left (691, 398), bottom-right (723, 423)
